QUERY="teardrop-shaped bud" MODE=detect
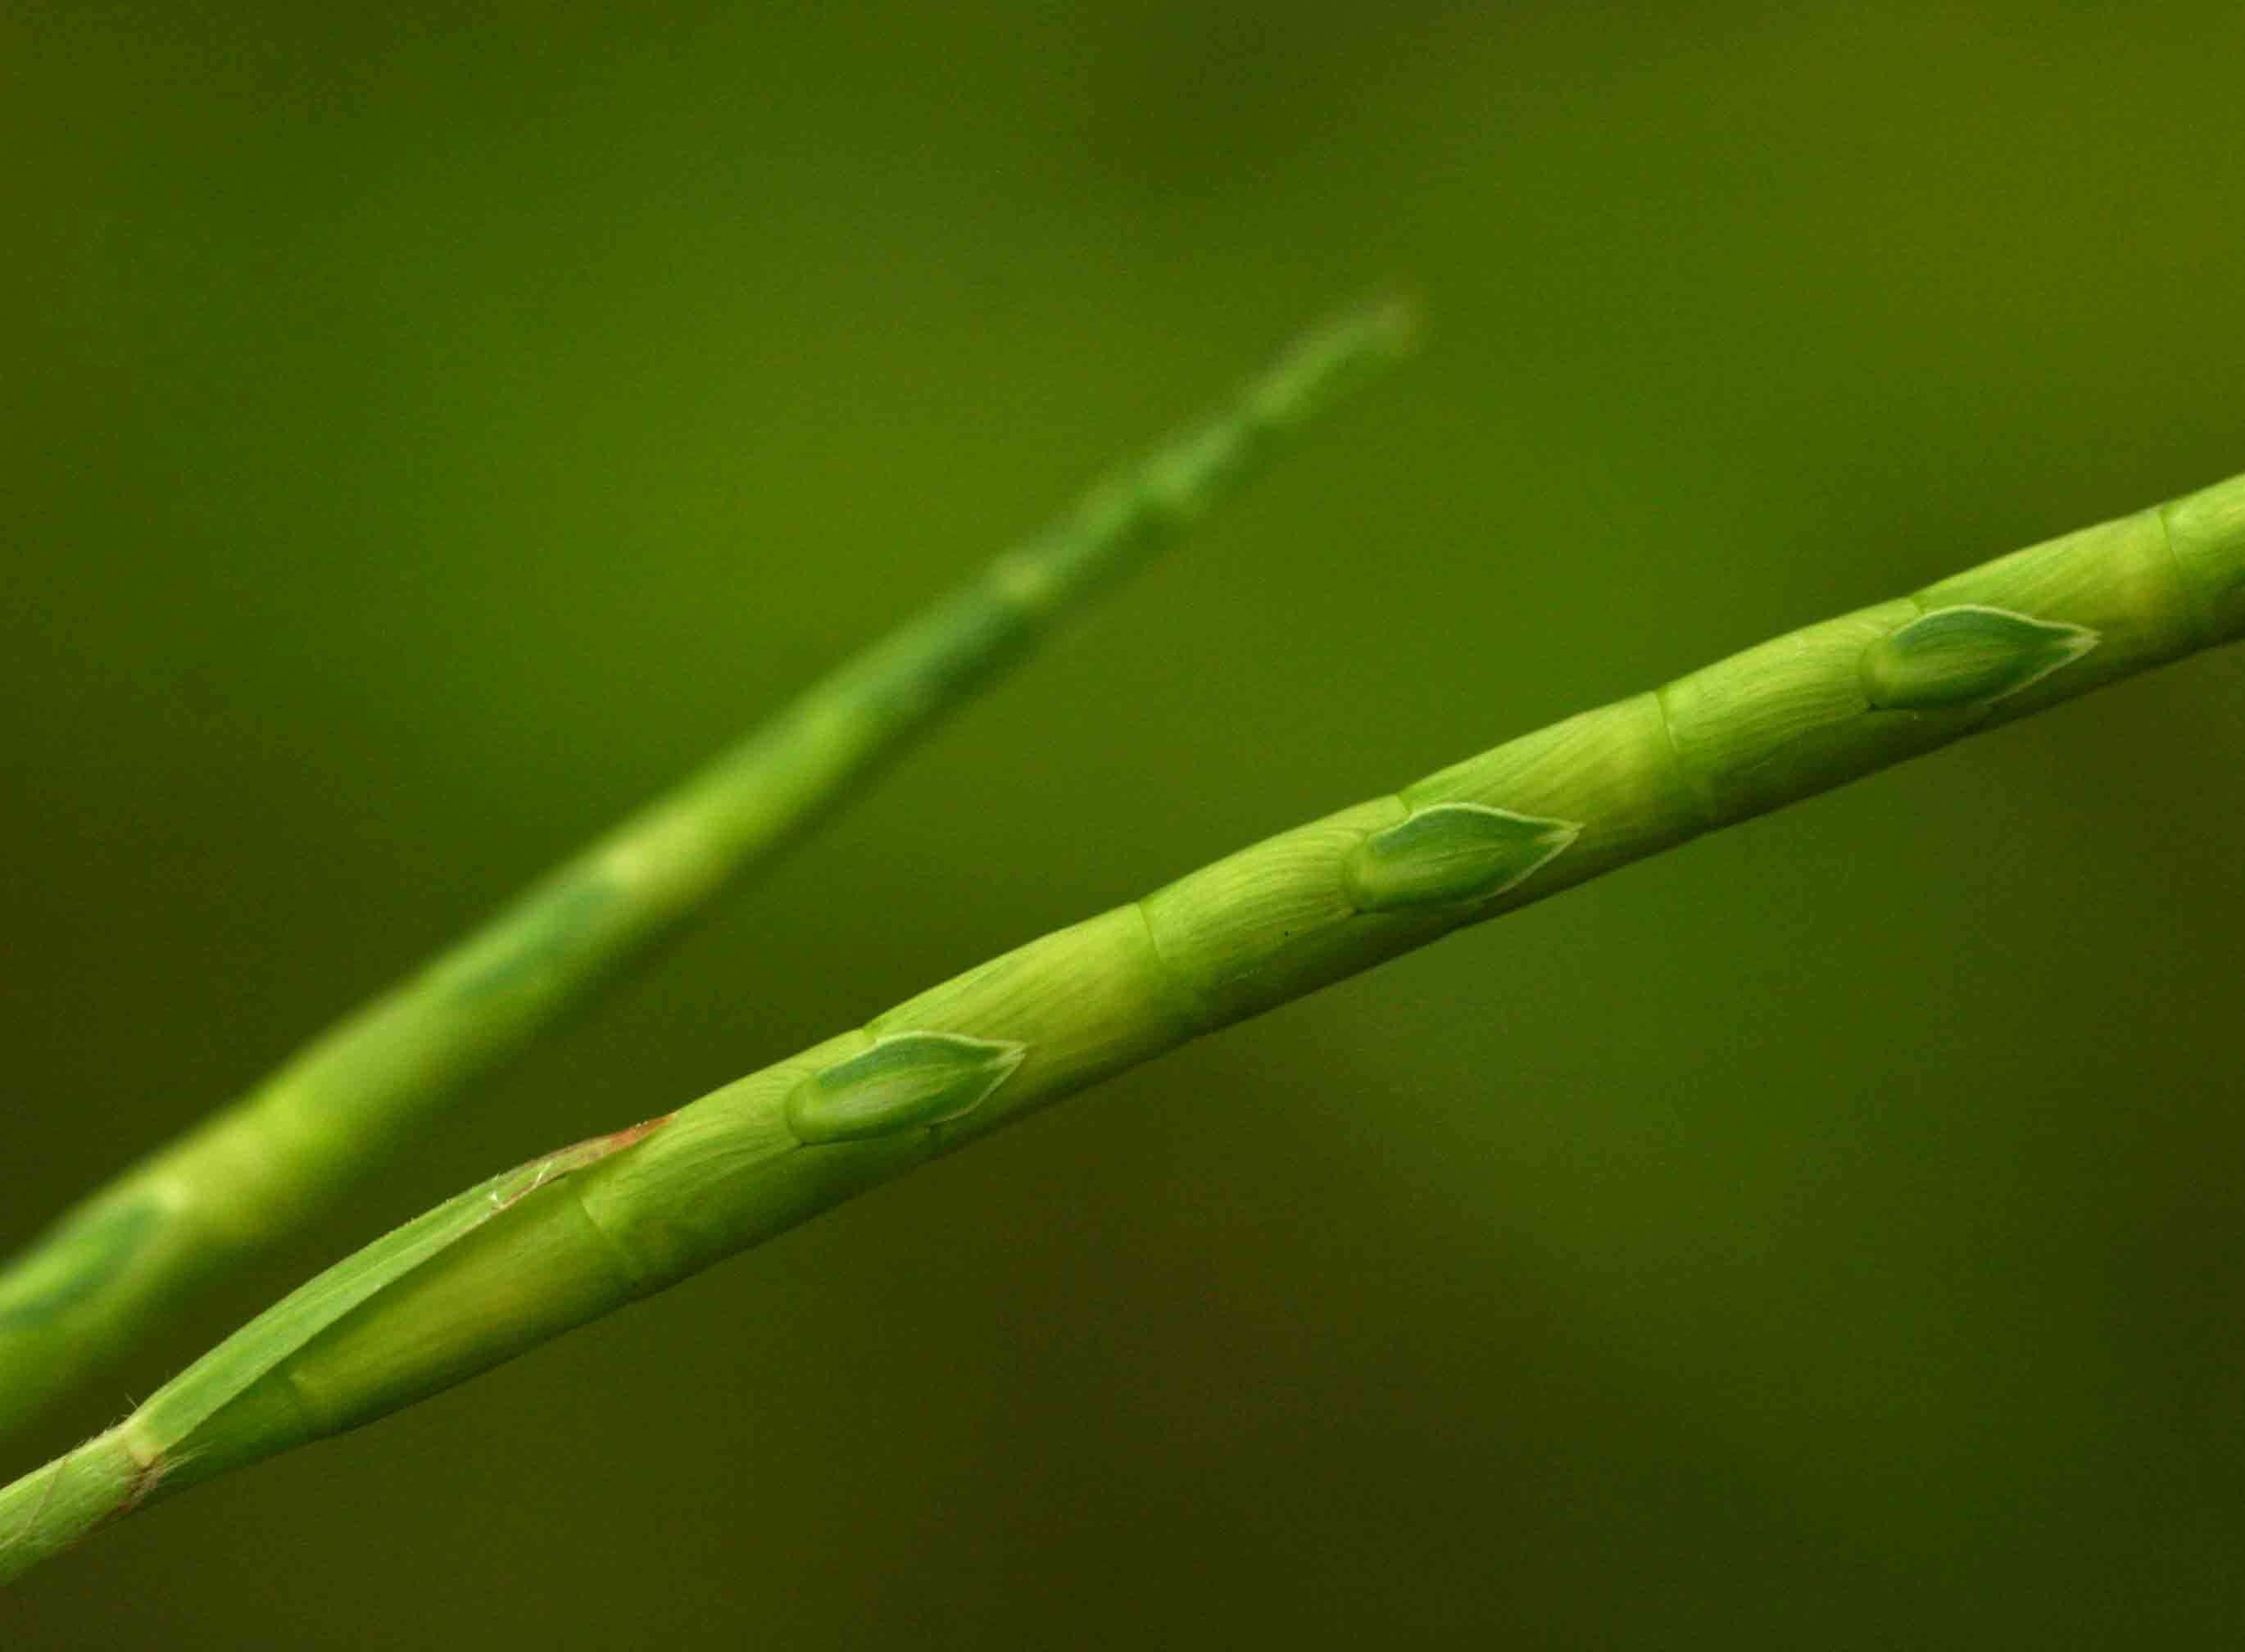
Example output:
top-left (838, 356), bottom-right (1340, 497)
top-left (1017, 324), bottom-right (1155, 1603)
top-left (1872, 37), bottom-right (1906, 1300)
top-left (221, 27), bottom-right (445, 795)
top-left (1343, 802), bottom-right (1579, 912)
top-left (1861, 604), bottom-right (2098, 710)
top-left (786, 1032), bottom-right (1027, 1146)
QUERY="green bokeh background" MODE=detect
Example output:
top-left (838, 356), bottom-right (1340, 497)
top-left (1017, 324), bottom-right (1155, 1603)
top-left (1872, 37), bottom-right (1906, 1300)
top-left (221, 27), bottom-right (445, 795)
top-left (6, 3), bottom-right (2243, 1644)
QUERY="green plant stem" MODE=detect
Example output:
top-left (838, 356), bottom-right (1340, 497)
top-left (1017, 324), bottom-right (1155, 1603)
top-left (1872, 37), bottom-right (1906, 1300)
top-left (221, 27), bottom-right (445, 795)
top-left (7, 465), bottom-right (2240, 1585)
top-left (0, 301), bottom-right (1420, 1444)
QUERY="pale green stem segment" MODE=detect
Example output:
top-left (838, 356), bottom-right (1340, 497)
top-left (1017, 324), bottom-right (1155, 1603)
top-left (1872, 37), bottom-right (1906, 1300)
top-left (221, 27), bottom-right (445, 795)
top-left (6, 468), bottom-right (2239, 1585)
top-left (0, 301), bottom-right (1421, 1444)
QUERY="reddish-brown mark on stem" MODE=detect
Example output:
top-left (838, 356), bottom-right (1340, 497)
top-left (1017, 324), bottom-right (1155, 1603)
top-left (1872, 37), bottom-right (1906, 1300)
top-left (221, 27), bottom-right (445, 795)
top-left (492, 1114), bottom-right (675, 1213)
top-left (93, 1449), bottom-right (168, 1531)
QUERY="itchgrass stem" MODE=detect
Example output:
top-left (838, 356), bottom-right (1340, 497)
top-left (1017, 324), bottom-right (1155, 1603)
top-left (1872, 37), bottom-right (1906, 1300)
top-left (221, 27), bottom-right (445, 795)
top-left (0, 300), bottom-right (1420, 1444)
top-left (7, 463), bottom-right (2238, 1583)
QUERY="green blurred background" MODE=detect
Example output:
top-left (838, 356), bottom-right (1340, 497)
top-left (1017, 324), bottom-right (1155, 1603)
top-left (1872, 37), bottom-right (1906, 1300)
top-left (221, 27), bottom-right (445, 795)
top-left (5, 2), bottom-right (2243, 1644)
